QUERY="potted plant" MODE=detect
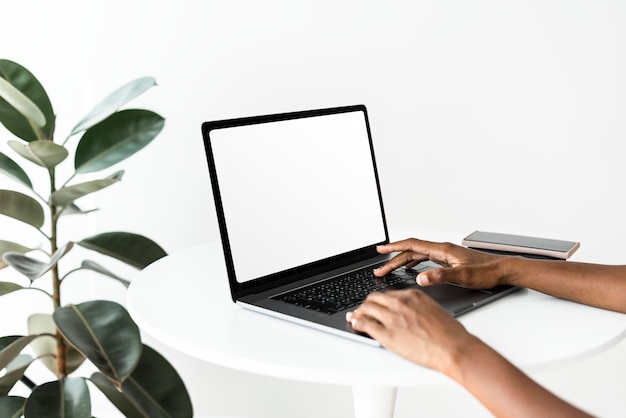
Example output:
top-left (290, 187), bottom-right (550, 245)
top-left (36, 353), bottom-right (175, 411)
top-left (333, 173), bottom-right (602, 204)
top-left (0, 59), bottom-right (193, 417)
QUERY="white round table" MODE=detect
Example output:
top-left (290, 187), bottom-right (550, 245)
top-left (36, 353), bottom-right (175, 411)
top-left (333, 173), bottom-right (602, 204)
top-left (127, 232), bottom-right (626, 418)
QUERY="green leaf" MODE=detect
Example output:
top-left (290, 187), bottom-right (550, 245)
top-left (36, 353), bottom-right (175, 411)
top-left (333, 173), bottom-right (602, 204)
top-left (60, 203), bottom-right (99, 217)
top-left (3, 242), bottom-right (73, 281)
top-left (0, 335), bottom-right (37, 370)
top-left (77, 232), bottom-right (167, 269)
top-left (90, 373), bottom-right (145, 418)
top-left (51, 170), bottom-right (123, 208)
top-left (74, 109), bottom-right (164, 174)
top-left (0, 190), bottom-right (44, 229)
top-left (2, 254), bottom-right (46, 281)
top-left (53, 301), bottom-right (142, 383)
top-left (0, 342), bottom-right (35, 396)
top-left (26, 315), bottom-right (56, 375)
top-left (0, 336), bottom-right (21, 352)
top-left (0, 240), bottom-right (31, 269)
top-left (80, 260), bottom-right (130, 288)
top-left (0, 355), bottom-right (33, 397)
top-left (27, 313), bottom-right (85, 376)
top-left (104, 345), bottom-right (193, 418)
top-left (0, 151), bottom-right (32, 189)
top-left (71, 77), bottom-right (157, 136)
top-left (0, 282), bottom-right (23, 296)
top-left (8, 140), bottom-right (68, 169)
top-left (24, 377), bottom-right (91, 418)
top-left (0, 240), bottom-right (30, 256)
top-left (0, 59), bottom-right (54, 142)
top-left (123, 345), bottom-right (193, 418)
top-left (0, 72), bottom-right (45, 127)
top-left (0, 396), bottom-right (25, 418)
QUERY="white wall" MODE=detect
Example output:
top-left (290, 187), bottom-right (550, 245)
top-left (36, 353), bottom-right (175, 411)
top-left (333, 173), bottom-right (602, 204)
top-left (1, 1), bottom-right (625, 417)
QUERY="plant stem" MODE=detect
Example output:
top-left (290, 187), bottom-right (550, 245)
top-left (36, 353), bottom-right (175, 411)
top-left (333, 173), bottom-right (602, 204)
top-left (49, 167), bottom-right (67, 379)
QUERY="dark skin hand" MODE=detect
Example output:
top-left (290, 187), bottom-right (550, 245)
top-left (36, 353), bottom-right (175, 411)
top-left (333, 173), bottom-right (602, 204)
top-left (346, 237), bottom-right (626, 417)
top-left (374, 238), bottom-right (626, 314)
top-left (346, 288), bottom-right (470, 371)
top-left (346, 288), bottom-right (592, 418)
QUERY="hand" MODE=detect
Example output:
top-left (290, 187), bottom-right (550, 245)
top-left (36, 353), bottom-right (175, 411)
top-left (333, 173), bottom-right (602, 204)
top-left (346, 288), bottom-right (476, 374)
top-left (348, 286), bottom-right (596, 417)
top-left (374, 238), bottom-right (509, 289)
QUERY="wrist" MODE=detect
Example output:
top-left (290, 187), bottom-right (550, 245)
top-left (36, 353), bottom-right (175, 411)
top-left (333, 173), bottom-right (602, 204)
top-left (494, 255), bottom-right (526, 287)
top-left (441, 333), bottom-right (489, 383)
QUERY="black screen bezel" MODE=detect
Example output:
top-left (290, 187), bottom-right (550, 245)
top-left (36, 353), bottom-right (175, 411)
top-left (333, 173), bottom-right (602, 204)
top-left (201, 104), bottom-right (390, 300)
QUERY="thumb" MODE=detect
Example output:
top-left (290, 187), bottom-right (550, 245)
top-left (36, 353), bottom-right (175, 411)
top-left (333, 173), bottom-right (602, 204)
top-left (417, 266), bottom-right (466, 286)
top-left (418, 264), bottom-right (498, 289)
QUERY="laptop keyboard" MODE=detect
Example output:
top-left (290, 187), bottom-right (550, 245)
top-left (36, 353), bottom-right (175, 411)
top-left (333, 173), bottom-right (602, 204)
top-left (272, 264), bottom-right (420, 314)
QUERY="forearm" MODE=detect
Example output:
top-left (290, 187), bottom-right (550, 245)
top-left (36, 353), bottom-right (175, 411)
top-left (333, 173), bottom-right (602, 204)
top-left (498, 257), bottom-right (626, 314)
top-left (446, 335), bottom-right (592, 418)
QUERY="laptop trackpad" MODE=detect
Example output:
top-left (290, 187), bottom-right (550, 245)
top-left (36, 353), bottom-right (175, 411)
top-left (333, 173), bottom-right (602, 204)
top-left (418, 283), bottom-right (492, 315)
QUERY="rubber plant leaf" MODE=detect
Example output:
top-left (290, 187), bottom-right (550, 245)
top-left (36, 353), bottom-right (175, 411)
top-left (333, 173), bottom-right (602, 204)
top-left (0, 151), bottom-right (32, 189)
top-left (0, 354), bottom-right (33, 397)
top-left (51, 170), bottom-right (124, 208)
top-left (77, 232), bottom-right (167, 269)
top-left (23, 377), bottom-right (91, 418)
top-left (0, 73), bottom-right (45, 127)
top-left (8, 140), bottom-right (68, 169)
top-left (3, 241), bottom-right (74, 281)
top-left (0, 240), bottom-right (31, 269)
top-left (0, 282), bottom-right (24, 296)
top-left (60, 203), bottom-right (99, 217)
top-left (0, 59), bottom-right (54, 142)
top-left (90, 373), bottom-right (145, 418)
top-left (27, 313), bottom-right (85, 376)
top-left (70, 76), bottom-right (157, 136)
top-left (74, 109), bottom-right (164, 174)
top-left (94, 345), bottom-right (193, 418)
top-left (0, 190), bottom-right (44, 229)
top-left (0, 335), bottom-right (38, 370)
top-left (0, 396), bottom-right (25, 418)
top-left (53, 300), bottom-right (142, 383)
top-left (80, 260), bottom-right (130, 288)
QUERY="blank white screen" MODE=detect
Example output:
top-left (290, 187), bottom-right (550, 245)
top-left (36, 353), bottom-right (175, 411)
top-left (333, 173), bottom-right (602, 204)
top-left (210, 110), bottom-right (386, 283)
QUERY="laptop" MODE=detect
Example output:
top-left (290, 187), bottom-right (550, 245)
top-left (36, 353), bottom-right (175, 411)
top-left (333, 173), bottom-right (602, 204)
top-left (201, 104), bottom-right (519, 346)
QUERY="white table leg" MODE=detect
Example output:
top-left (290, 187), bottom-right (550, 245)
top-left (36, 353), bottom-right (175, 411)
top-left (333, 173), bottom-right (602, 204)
top-left (352, 384), bottom-right (397, 418)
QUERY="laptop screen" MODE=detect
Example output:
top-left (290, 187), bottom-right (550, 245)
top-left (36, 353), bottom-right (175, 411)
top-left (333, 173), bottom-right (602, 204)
top-left (206, 106), bottom-right (387, 284)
